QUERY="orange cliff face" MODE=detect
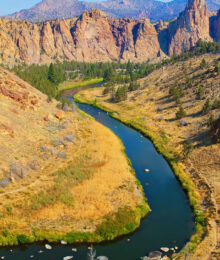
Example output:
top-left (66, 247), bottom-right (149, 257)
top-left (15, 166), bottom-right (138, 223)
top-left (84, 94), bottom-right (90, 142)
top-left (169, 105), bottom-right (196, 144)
top-left (168, 0), bottom-right (213, 56)
top-left (0, 0), bottom-right (219, 66)
top-left (0, 10), bottom-right (161, 65)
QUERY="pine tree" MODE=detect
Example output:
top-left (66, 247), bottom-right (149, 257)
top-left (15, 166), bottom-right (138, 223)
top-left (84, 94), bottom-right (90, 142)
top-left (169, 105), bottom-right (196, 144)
top-left (48, 63), bottom-right (57, 84)
top-left (202, 98), bottom-right (211, 114)
top-left (176, 106), bottom-right (186, 119)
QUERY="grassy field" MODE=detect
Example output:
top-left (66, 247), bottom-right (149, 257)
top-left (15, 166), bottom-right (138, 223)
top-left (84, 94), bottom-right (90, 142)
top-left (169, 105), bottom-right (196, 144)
top-left (75, 53), bottom-right (220, 259)
top-left (0, 69), bottom-right (148, 246)
top-left (59, 78), bottom-right (103, 92)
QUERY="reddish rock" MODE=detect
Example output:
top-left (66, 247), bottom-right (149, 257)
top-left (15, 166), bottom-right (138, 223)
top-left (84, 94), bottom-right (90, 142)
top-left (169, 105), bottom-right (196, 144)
top-left (0, 87), bottom-right (9, 96)
top-left (23, 92), bottom-right (29, 100)
top-left (19, 83), bottom-right (26, 89)
top-left (9, 91), bottom-right (22, 102)
top-left (31, 99), bottom-right (38, 105)
top-left (55, 111), bottom-right (64, 120)
top-left (44, 115), bottom-right (49, 121)
top-left (20, 105), bottom-right (26, 110)
top-left (11, 109), bottom-right (18, 114)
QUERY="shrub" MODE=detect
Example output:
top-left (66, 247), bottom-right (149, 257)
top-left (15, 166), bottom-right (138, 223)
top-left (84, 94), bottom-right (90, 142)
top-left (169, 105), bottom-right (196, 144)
top-left (183, 140), bottom-right (194, 159)
top-left (196, 86), bottom-right (203, 100)
top-left (201, 98), bottom-right (211, 114)
top-left (212, 99), bottom-right (220, 109)
top-left (114, 86), bottom-right (128, 102)
top-left (176, 106), bottom-right (186, 119)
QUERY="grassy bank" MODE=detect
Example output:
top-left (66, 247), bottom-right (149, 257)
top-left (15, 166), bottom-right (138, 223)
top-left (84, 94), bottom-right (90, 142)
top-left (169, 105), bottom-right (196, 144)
top-left (74, 93), bottom-right (207, 258)
top-left (59, 78), bottom-right (103, 92)
top-left (0, 204), bottom-right (149, 246)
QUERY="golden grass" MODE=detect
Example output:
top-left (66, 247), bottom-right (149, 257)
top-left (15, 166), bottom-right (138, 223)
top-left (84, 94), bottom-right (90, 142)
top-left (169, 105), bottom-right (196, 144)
top-left (0, 68), bottom-right (145, 243)
top-left (75, 53), bottom-right (220, 259)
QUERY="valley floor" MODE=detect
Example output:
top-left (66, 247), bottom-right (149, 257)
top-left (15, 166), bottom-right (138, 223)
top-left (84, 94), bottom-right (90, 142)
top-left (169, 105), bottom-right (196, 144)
top-left (75, 53), bottom-right (220, 259)
top-left (0, 68), bottom-right (148, 245)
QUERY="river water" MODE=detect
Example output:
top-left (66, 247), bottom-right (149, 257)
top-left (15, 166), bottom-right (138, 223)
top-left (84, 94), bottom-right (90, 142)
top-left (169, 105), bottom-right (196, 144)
top-left (0, 89), bottom-right (194, 260)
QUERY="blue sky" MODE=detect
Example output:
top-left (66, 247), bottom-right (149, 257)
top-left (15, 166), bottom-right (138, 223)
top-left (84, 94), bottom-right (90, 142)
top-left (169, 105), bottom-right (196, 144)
top-left (0, 0), bottom-right (108, 16)
top-left (0, 0), bottom-right (169, 16)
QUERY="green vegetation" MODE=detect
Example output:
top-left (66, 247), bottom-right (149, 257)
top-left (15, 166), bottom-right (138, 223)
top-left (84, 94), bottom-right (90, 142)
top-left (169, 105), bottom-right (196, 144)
top-left (29, 155), bottom-right (93, 210)
top-left (169, 83), bottom-right (185, 104)
top-left (114, 86), bottom-right (128, 102)
top-left (0, 203), bottom-right (149, 246)
top-left (183, 140), bottom-right (194, 159)
top-left (176, 106), bottom-right (186, 119)
top-left (202, 98), bottom-right (211, 114)
top-left (60, 78), bottom-right (103, 91)
top-left (75, 94), bottom-right (207, 257)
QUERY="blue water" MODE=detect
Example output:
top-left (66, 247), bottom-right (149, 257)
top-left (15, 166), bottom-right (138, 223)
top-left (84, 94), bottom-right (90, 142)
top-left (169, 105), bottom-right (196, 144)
top-left (0, 101), bottom-right (194, 260)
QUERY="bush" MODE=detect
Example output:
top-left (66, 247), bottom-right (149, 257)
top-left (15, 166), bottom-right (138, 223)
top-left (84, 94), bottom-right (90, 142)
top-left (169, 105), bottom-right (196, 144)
top-left (128, 81), bottom-right (140, 91)
top-left (212, 99), bottom-right (220, 109)
top-left (196, 86), bottom-right (203, 100)
top-left (200, 58), bottom-right (207, 69)
top-left (176, 106), bottom-right (186, 119)
top-left (183, 140), bottom-right (194, 159)
top-left (201, 98), bottom-right (211, 114)
top-left (114, 86), bottom-right (128, 102)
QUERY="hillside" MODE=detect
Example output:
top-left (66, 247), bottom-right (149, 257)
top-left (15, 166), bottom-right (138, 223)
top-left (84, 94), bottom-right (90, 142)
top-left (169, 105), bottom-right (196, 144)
top-left (75, 53), bottom-right (220, 258)
top-left (0, 67), bottom-right (148, 245)
top-left (4, 0), bottom-right (220, 22)
top-left (0, 0), bottom-right (219, 66)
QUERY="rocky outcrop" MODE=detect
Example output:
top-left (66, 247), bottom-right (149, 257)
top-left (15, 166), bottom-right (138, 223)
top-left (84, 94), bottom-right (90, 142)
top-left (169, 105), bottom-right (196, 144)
top-left (168, 0), bottom-right (213, 56)
top-left (0, 0), bottom-right (219, 65)
top-left (0, 10), bottom-right (160, 65)
top-left (5, 0), bottom-right (220, 23)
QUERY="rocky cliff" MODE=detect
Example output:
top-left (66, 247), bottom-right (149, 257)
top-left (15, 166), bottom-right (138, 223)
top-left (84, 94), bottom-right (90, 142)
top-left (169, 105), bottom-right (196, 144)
top-left (168, 0), bottom-right (213, 56)
top-left (0, 9), bottom-right (160, 65)
top-left (0, 0), bottom-right (219, 65)
top-left (5, 0), bottom-right (220, 22)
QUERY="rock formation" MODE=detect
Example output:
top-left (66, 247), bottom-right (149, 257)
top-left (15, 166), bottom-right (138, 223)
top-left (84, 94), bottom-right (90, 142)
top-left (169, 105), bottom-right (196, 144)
top-left (0, 10), bottom-right (160, 65)
top-left (168, 0), bottom-right (213, 56)
top-left (0, 0), bottom-right (219, 65)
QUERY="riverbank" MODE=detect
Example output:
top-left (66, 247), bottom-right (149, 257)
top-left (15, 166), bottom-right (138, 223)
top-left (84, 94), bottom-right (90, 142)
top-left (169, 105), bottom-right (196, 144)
top-left (59, 78), bottom-right (103, 92)
top-left (74, 54), bottom-right (219, 259)
top-left (0, 68), bottom-right (148, 247)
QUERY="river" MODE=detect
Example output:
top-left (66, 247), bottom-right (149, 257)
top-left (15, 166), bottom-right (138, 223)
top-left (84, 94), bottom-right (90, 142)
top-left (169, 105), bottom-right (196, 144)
top-left (0, 86), bottom-right (194, 260)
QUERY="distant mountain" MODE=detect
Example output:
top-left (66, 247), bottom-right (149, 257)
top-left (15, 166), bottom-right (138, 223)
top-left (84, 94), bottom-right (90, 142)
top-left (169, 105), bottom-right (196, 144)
top-left (5, 0), bottom-right (220, 22)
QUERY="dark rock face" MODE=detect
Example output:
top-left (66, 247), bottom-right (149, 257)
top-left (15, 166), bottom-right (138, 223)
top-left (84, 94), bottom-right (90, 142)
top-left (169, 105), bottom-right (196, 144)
top-left (4, 0), bottom-right (220, 22)
top-left (212, 10), bottom-right (220, 41)
top-left (210, 116), bottom-right (220, 143)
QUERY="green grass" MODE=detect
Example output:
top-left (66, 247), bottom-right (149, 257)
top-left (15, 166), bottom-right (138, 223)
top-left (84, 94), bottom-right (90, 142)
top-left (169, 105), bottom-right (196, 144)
top-left (29, 154), bottom-right (93, 210)
top-left (59, 78), bottom-right (103, 91)
top-left (0, 204), bottom-right (149, 246)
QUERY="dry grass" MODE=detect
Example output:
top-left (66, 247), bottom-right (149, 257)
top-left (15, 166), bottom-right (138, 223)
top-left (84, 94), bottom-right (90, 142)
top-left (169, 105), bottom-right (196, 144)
top-left (75, 53), bottom-right (220, 259)
top-left (0, 68), bottom-right (145, 242)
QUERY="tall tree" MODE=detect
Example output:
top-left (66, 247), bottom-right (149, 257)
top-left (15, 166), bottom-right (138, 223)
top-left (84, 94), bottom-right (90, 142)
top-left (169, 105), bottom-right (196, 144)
top-left (48, 63), bottom-right (57, 84)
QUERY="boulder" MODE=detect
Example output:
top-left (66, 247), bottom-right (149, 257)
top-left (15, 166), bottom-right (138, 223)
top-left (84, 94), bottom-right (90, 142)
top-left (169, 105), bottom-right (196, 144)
top-left (64, 135), bottom-right (76, 143)
top-left (55, 111), bottom-right (64, 120)
top-left (57, 151), bottom-right (67, 159)
top-left (0, 178), bottom-right (11, 188)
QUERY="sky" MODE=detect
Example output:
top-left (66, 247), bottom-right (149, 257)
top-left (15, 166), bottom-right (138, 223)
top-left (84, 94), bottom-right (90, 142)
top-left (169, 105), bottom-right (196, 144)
top-left (0, 0), bottom-right (109, 16)
top-left (0, 0), bottom-right (170, 16)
